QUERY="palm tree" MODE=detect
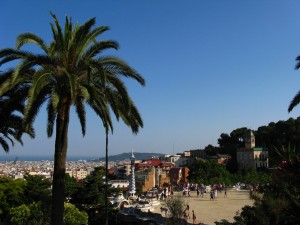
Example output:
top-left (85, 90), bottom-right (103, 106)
top-left (0, 71), bottom-right (34, 152)
top-left (0, 13), bottom-right (145, 225)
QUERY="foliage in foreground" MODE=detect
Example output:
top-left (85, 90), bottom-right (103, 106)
top-left (0, 168), bottom-right (121, 224)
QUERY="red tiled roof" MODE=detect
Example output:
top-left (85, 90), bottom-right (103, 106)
top-left (142, 158), bottom-right (162, 166)
top-left (137, 163), bottom-right (154, 167)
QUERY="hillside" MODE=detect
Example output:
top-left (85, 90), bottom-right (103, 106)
top-left (98, 152), bottom-right (164, 161)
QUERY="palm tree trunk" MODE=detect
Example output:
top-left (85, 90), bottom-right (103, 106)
top-left (105, 129), bottom-right (109, 225)
top-left (51, 104), bottom-right (70, 225)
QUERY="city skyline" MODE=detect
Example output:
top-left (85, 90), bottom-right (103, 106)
top-left (1, 1), bottom-right (300, 159)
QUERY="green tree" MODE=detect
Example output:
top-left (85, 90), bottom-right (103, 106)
top-left (71, 167), bottom-right (118, 225)
top-left (64, 203), bottom-right (88, 225)
top-left (204, 144), bottom-right (220, 156)
top-left (0, 13), bottom-right (144, 225)
top-left (64, 174), bottom-right (81, 201)
top-left (27, 202), bottom-right (48, 225)
top-left (188, 160), bottom-right (232, 185)
top-left (24, 175), bottom-right (51, 222)
top-left (8, 202), bottom-right (48, 225)
top-left (24, 175), bottom-right (51, 203)
top-left (9, 204), bottom-right (30, 225)
top-left (0, 177), bottom-right (27, 221)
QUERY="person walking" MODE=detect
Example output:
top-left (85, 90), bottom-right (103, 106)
top-left (210, 190), bottom-right (214, 201)
top-left (224, 189), bottom-right (228, 198)
top-left (185, 205), bottom-right (190, 219)
top-left (192, 210), bottom-right (196, 224)
top-left (214, 189), bottom-right (218, 199)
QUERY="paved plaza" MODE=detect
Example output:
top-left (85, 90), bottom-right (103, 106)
top-left (153, 189), bottom-right (253, 225)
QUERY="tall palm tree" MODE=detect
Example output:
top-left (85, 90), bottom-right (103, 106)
top-left (0, 71), bottom-right (34, 152)
top-left (288, 56), bottom-right (300, 112)
top-left (0, 13), bottom-right (145, 225)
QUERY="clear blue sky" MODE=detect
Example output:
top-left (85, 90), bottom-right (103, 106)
top-left (1, 1), bottom-right (300, 158)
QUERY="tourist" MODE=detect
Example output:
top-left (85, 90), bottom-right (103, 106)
top-left (186, 204), bottom-right (190, 211)
top-left (160, 207), bottom-right (168, 216)
top-left (185, 205), bottom-right (190, 219)
top-left (210, 190), bottom-right (214, 201)
top-left (200, 188), bottom-right (204, 198)
top-left (183, 209), bottom-right (188, 220)
top-left (192, 210), bottom-right (196, 224)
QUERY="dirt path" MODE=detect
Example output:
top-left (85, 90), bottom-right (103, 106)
top-left (153, 189), bottom-right (253, 225)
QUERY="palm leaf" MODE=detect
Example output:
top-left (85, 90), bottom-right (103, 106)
top-left (75, 97), bottom-right (86, 136)
top-left (288, 90), bottom-right (300, 112)
top-left (0, 137), bottom-right (9, 152)
top-left (100, 56), bottom-right (145, 85)
top-left (82, 40), bottom-right (119, 60)
top-left (24, 86), bottom-right (50, 129)
top-left (47, 100), bottom-right (56, 137)
top-left (16, 33), bottom-right (49, 53)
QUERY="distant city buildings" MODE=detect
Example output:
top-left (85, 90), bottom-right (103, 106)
top-left (0, 160), bottom-right (106, 180)
top-left (1, 132), bottom-right (269, 193)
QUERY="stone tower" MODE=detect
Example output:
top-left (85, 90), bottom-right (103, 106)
top-left (128, 150), bottom-right (136, 197)
top-left (245, 130), bottom-right (255, 149)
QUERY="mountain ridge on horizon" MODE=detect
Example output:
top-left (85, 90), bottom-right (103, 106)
top-left (0, 152), bottom-right (165, 162)
top-left (98, 152), bottom-right (165, 161)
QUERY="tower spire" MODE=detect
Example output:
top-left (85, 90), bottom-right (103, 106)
top-left (129, 149), bottom-right (136, 197)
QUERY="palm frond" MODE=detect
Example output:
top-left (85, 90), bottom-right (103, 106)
top-left (0, 48), bottom-right (30, 66)
top-left (295, 55), bottom-right (300, 70)
top-left (16, 32), bottom-right (49, 53)
top-left (82, 25), bottom-right (109, 49)
top-left (288, 90), bottom-right (300, 112)
top-left (73, 17), bottom-right (96, 45)
top-left (47, 100), bottom-right (56, 137)
top-left (112, 95), bottom-right (143, 134)
top-left (2, 132), bottom-right (15, 146)
top-left (0, 137), bottom-right (9, 152)
top-left (23, 86), bottom-right (50, 129)
top-left (100, 56), bottom-right (145, 85)
top-left (27, 70), bottom-right (52, 106)
top-left (82, 40), bottom-right (119, 60)
top-left (50, 12), bottom-right (64, 51)
top-left (62, 68), bottom-right (76, 103)
top-left (75, 97), bottom-right (86, 136)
